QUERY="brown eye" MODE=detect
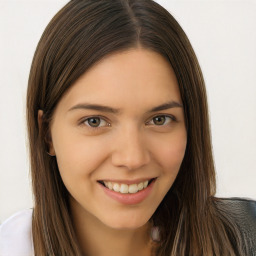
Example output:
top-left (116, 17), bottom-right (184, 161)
top-left (153, 116), bottom-right (167, 125)
top-left (147, 115), bottom-right (174, 126)
top-left (84, 117), bottom-right (109, 128)
top-left (87, 117), bottom-right (101, 127)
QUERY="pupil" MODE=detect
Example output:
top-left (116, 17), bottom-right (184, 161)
top-left (88, 118), bottom-right (100, 127)
top-left (154, 116), bottom-right (165, 125)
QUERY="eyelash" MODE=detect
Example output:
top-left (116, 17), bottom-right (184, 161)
top-left (80, 116), bottom-right (110, 131)
top-left (146, 115), bottom-right (176, 126)
top-left (79, 114), bottom-right (177, 131)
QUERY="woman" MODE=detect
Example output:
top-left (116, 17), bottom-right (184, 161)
top-left (0, 0), bottom-right (255, 255)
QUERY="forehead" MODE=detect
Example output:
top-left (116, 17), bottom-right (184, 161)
top-left (56, 48), bottom-right (181, 113)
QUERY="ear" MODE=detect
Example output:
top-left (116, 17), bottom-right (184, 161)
top-left (38, 110), bottom-right (56, 156)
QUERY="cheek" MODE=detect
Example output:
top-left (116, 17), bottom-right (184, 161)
top-left (153, 131), bottom-right (187, 173)
top-left (51, 127), bottom-right (109, 178)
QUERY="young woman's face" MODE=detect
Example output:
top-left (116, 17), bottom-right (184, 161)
top-left (49, 48), bottom-right (187, 229)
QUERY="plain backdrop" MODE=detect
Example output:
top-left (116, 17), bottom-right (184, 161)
top-left (0, 0), bottom-right (255, 223)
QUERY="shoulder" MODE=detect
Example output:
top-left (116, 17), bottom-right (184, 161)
top-left (0, 209), bottom-right (34, 256)
top-left (215, 197), bottom-right (256, 254)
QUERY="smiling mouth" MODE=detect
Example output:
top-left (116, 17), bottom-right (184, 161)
top-left (98, 178), bottom-right (156, 194)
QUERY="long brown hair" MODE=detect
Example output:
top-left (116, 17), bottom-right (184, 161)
top-left (27, 0), bottom-right (248, 255)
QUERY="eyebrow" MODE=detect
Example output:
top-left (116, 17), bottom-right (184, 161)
top-left (148, 101), bottom-right (183, 113)
top-left (68, 103), bottom-right (120, 114)
top-left (68, 101), bottom-right (183, 114)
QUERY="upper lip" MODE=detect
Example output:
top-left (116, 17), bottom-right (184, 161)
top-left (98, 177), bottom-right (156, 185)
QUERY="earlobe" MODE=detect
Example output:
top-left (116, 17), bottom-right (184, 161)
top-left (37, 109), bottom-right (56, 156)
top-left (47, 141), bottom-right (56, 157)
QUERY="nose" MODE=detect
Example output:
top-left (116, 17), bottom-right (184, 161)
top-left (111, 127), bottom-right (150, 170)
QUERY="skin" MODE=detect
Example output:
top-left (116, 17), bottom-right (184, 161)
top-left (39, 48), bottom-right (187, 256)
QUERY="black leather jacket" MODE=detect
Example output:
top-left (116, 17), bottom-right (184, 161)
top-left (218, 198), bottom-right (256, 255)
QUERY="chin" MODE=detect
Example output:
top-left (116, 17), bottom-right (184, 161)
top-left (101, 213), bottom-right (151, 230)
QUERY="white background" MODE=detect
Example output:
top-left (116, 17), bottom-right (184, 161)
top-left (0, 0), bottom-right (255, 223)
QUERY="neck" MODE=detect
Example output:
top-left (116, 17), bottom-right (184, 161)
top-left (70, 199), bottom-right (153, 256)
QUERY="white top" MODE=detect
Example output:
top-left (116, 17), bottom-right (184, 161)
top-left (0, 209), bottom-right (34, 256)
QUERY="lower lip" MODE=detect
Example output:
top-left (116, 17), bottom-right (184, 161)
top-left (99, 179), bottom-right (156, 205)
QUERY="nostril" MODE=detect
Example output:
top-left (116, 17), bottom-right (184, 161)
top-left (111, 153), bottom-right (150, 170)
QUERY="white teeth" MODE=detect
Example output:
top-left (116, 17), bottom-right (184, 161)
top-left (128, 184), bottom-right (138, 193)
top-left (107, 182), bottom-right (113, 190)
top-left (113, 183), bottom-right (120, 192)
top-left (120, 184), bottom-right (129, 193)
top-left (138, 182), bottom-right (144, 191)
top-left (143, 180), bottom-right (148, 188)
top-left (102, 179), bottom-right (152, 193)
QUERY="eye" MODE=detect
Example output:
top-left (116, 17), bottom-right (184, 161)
top-left (83, 117), bottom-right (109, 128)
top-left (148, 115), bottom-right (174, 126)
